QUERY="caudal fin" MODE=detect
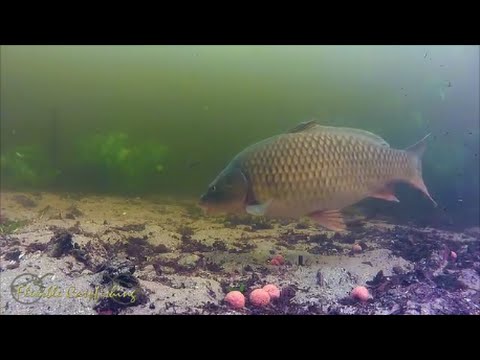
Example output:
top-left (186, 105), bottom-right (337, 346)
top-left (405, 133), bottom-right (437, 207)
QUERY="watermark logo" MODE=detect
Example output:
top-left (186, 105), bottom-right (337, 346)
top-left (10, 272), bottom-right (138, 305)
top-left (10, 273), bottom-right (56, 305)
top-left (100, 272), bottom-right (138, 306)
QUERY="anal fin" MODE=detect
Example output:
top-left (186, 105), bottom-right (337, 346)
top-left (370, 184), bottom-right (400, 202)
top-left (309, 209), bottom-right (346, 232)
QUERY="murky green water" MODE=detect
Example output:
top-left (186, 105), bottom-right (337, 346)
top-left (1, 45), bottom-right (478, 227)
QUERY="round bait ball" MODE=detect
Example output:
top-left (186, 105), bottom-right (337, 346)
top-left (224, 291), bottom-right (245, 309)
top-left (249, 289), bottom-right (271, 307)
top-left (351, 286), bottom-right (370, 302)
top-left (270, 255), bottom-right (285, 266)
top-left (352, 244), bottom-right (363, 253)
top-left (262, 284), bottom-right (281, 300)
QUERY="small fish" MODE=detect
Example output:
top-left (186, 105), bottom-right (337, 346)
top-left (15, 152), bottom-right (24, 158)
top-left (424, 51), bottom-right (429, 58)
top-left (199, 121), bottom-right (436, 232)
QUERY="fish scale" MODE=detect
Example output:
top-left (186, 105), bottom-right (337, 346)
top-left (242, 131), bottom-right (411, 216)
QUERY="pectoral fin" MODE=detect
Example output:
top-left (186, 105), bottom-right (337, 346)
top-left (246, 200), bottom-right (272, 216)
top-left (308, 210), bottom-right (346, 232)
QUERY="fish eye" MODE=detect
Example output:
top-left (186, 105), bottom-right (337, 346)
top-left (210, 185), bottom-right (216, 192)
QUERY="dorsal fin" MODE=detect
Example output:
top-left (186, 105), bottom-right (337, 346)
top-left (287, 120), bottom-right (319, 133)
top-left (287, 120), bottom-right (390, 147)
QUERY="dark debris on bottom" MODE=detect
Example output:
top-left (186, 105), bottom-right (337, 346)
top-left (197, 224), bottom-right (480, 315)
top-left (7, 213), bottom-right (480, 315)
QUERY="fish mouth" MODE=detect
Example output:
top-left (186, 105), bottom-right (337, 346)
top-left (198, 194), bottom-right (210, 214)
top-left (199, 193), bottom-right (208, 203)
top-left (198, 206), bottom-right (209, 215)
top-left (198, 198), bottom-right (224, 216)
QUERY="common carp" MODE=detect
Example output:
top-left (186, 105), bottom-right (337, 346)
top-left (199, 121), bottom-right (436, 231)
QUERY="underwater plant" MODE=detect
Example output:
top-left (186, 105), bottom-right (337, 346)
top-left (74, 132), bottom-right (168, 192)
top-left (0, 145), bottom-right (59, 189)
